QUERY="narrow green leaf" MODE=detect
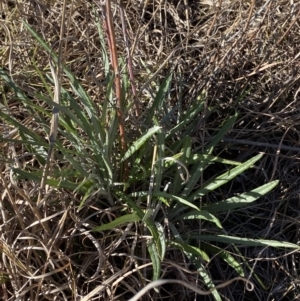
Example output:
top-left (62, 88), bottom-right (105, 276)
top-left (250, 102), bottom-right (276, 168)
top-left (93, 214), bottom-right (141, 232)
top-left (165, 101), bottom-right (204, 139)
top-left (170, 240), bottom-right (210, 261)
top-left (165, 153), bottom-right (241, 169)
top-left (205, 113), bottom-right (238, 154)
top-left (220, 252), bottom-right (244, 277)
top-left (93, 6), bottom-right (110, 76)
top-left (0, 109), bottom-right (47, 147)
top-left (24, 22), bottom-right (104, 142)
top-left (191, 235), bottom-right (300, 249)
top-left (171, 239), bottom-right (221, 301)
top-left (171, 137), bottom-right (192, 195)
top-left (155, 222), bottom-right (166, 260)
top-left (197, 263), bottom-right (222, 301)
top-left (188, 153), bottom-right (263, 201)
top-left (117, 193), bottom-right (163, 257)
top-left (0, 68), bottom-right (28, 102)
top-left (121, 126), bottom-right (161, 162)
top-left (168, 222), bottom-right (183, 241)
top-left (201, 242), bottom-right (244, 276)
top-left (147, 238), bottom-right (161, 289)
top-left (145, 74), bottom-right (172, 125)
top-left (0, 273), bottom-right (9, 284)
top-left (31, 58), bottom-right (53, 97)
top-left (129, 191), bottom-right (200, 211)
top-left (158, 193), bottom-right (198, 210)
top-left (13, 168), bottom-right (91, 192)
top-left (154, 128), bottom-right (165, 194)
top-left (204, 180), bottom-right (279, 213)
top-left (181, 119), bottom-right (202, 139)
top-left (185, 154), bottom-right (241, 166)
top-left (77, 183), bottom-right (98, 211)
top-left (180, 155), bottom-right (211, 198)
top-left (179, 210), bottom-right (223, 229)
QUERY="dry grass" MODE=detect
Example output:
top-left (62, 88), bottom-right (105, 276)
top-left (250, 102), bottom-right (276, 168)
top-left (1, 0), bottom-right (300, 300)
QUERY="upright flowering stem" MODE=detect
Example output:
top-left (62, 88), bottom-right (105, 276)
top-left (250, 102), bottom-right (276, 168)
top-left (102, 0), bottom-right (128, 181)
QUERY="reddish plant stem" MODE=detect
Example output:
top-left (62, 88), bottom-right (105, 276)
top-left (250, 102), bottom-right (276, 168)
top-left (103, 0), bottom-right (128, 180)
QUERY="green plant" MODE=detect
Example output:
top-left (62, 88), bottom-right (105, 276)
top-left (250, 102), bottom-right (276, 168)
top-left (1, 20), bottom-right (299, 301)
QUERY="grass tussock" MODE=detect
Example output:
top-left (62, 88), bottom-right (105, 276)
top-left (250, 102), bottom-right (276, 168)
top-left (1, 0), bottom-right (300, 300)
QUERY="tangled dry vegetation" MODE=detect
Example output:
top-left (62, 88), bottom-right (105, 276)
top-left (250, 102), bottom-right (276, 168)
top-left (1, 0), bottom-right (300, 300)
